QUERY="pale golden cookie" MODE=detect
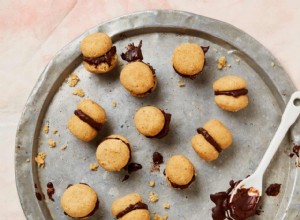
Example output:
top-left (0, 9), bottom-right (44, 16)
top-left (134, 106), bottom-right (168, 137)
top-left (120, 61), bottom-right (157, 97)
top-left (61, 184), bottom-right (98, 218)
top-left (80, 32), bottom-right (117, 74)
top-left (111, 193), bottom-right (150, 220)
top-left (96, 134), bottom-right (131, 172)
top-left (213, 75), bottom-right (249, 112)
top-left (165, 155), bottom-right (195, 189)
top-left (68, 99), bottom-right (107, 142)
top-left (172, 43), bottom-right (206, 79)
top-left (191, 119), bottom-right (232, 161)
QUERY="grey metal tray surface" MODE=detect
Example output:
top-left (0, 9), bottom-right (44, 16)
top-left (15, 10), bottom-right (300, 220)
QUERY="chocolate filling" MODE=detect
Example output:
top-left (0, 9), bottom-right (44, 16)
top-left (74, 109), bottom-right (102, 131)
top-left (146, 111), bottom-right (172, 139)
top-left (121, 40), bottom-right (143, 62)
top-left (168, 174), bottom-right (195, 190)
top-left (197, 128), bottom-right (222, 153)
top-left (201, 46), bottom-right (210, 53)
top-left (215, 88), bottom-right (248, 98)
top-left (265, 183), bottom-right (281, 196)
top-left (83, 46), bottom-right (116, 66)
top-left (46, 182), bottom-right (55, 201)
top-left (116, 202), bottom-right (148, 219)
top-left (153, 152), bottom-right (164, 165)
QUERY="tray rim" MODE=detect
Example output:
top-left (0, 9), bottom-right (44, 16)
top-left (15, 9), bottom-right (298, 220)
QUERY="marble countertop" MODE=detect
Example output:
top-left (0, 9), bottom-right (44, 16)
top-left (1, 0), bottom-right (299, 219)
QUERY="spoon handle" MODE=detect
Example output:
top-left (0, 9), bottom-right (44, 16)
top-left (254, 91), bottom-right (300, 177)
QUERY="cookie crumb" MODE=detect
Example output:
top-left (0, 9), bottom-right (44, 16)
top-left (60, 145), bottom-right (67, 151)
top-left (68, 73), bottom-right (80, 87)
top-left (52, 129), bottom-right (58, 134)
top-left (149, 191), bottom-right (159, 203)
top-left (112, 102), bottom-right (117, 107)
top-left (26, 158), bottom-right (30, 163)
top-left (271, 62), bottom-right (275, 67)
top-left (235, 58), bottom-right (240, 63)
top-left (43, 124), bottom-right (49, 134)
top-left (178, 79), bottom-right (185, 87)
top-left (149, 180), bottom-right (155, 187)
top-left (217, 56), bottom-right (227, 70)
top-left (154, 214), bottom-right (168, 220)
top-left (227, 64), bottom-right (231, 68)
top-left (48, 139), bottom-right (56, 148)
top-left (90, 163), bottom-right (99, 171)
top-left (72, 88), bottom-right (85, 97)
top-left (213, 48), bottom-right (218, 52)
top-left (35, 152), bottom-right (46, 168)
top-left (163, 203), bottom-right (170, 209)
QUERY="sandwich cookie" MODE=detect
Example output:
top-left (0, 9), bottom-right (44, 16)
top-left (213, 75), bottom-right (249, 112)
top-left (111, 193), bottom-right (150, 220)
top-left (165, 155), bottom-right (195, 189)
top-left (68, 99), bottom-right (107, 142)
top-left (191, 119), bottom-right (232, 161)
top-left (61, 183), bottom-right (99, 218)
top-left (120, 61), bottom-right (157, 97)
top-left (134, 106), bottom-right (171, 139)
top-left (96, 134), bottom-right (131, 172)
top-left (80, 32), bottom-right (117, 74)
top-left (172, 43), bottom-right (209, 79)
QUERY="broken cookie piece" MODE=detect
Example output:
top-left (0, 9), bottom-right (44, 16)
top-left (35, 152), bottom-right (46, 168)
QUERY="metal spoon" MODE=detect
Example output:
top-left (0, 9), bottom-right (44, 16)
top-left (229, 91), bottom-right (300, 211)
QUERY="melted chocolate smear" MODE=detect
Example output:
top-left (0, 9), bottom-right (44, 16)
top-left (74, 109), bottom-right (102, 131)
top-left (116, 202), bottom-right (148, 219)
top-left (35, 192), bottom-right (42, 201)
top-left (231, 188), bottom-right (261, 220)
top-left (127, 163), bottom-right (143, 174)
top-left (83, 46), bottom-right (116, 66)
top-left (146, 111), bottom-right (172, 139)
top-left (265, 183), bottom-right (281, 196)
top-left (153, 152), bottom-right (164, 164)
top-left (215, 89), bottom-right (248, 98)
top-left (293, 145), bottom-right (300, 157)
top-left (47, 182), bottom-right (55, 201)
top-left (201, 46), bottom-right (210, 53)
top-left (34, 183), bottom-right (37, 189)
top-left (210, 179), bottom-right (262, 220)
top-left (289, 153), bottom-right (295, 158)
top-left (168, 175), bottom-right (195, 190)
top-left (121, 40), bottom-right (143, 62)
top-left (197, 128), bottom-right (222, 153)
top-left (122, 175), bottom-right (130, 182)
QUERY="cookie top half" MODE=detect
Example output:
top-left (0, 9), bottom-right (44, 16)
top-left (80, 32), bottom-right (112, 58)
top-left (96, 134), bottom-right (131, 172)
top-left (134, 106), bottom-right (165, 136)
top-left (165, 154), bottom-right (195, 188)
top-left (60, 184), bottom-right (98, 218)
top-left (120, 61), bottom-right (156, 96)
top-left (77, 99), bottom-right (107, 124)
top-left (213, 75), bottom-right (247, 91)
top-left (172, 43), bottom-right (205, 76)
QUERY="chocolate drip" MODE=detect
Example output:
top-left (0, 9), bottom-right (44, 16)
top-left (197, 128), bottom-right (222, 153)
top-left (293, 145), bottom-right (300, 157)
top-left (35, 192), bottom-right (42, 201)
top-left (121, 40), bottom-right (143, 62)
top-left (168, 175), bottom-right (195, 190)
top-left (46, 182), bottom-right (55, 201)
top-left (201, 46), bottom-right (210, 53)
top-left (116, 202), bottom-right (148, 219)
top-left (215, 89), bottom-right (248, 98)
top-left (265, 183), bottom-right (281, 196)
top-left (146, 111), bottom-right (171, 139)
top-left (127, 162), bottom-right (143, 174)
top-left (122, 175), bottom-right (130, 182)
top-left (83, 46), bottom-right (116, 66)
top-left (74, 109), bottom-right (102, 131)
top-left (153, 152), bottom-right (163, 164)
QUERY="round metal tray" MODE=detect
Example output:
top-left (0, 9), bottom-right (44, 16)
top-left (15, 10), bottom-right (300, 220)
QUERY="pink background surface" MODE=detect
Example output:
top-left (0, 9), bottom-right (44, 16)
top-left (1, 1), bottom-right (299, 219)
